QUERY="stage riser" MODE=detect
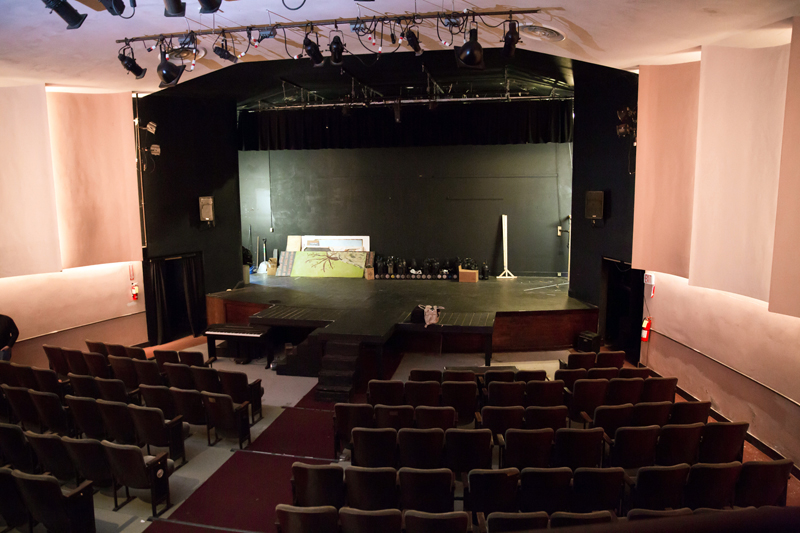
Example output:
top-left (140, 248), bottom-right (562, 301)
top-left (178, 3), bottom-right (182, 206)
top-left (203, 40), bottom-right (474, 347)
top-left (207, 296), bottom-right (598, 353)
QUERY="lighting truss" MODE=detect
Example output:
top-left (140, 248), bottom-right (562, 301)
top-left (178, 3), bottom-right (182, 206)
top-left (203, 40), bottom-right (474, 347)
top-left (115, 8), bottom-right (543, 50)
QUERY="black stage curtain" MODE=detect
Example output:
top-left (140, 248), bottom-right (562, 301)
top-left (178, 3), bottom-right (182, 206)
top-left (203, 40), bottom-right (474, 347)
top-left (181, 254), bottom-right (206, 337)
top-left (239, 99), bottom-right (573, 151)
top-left (147, 259), bottom-right (170, 346)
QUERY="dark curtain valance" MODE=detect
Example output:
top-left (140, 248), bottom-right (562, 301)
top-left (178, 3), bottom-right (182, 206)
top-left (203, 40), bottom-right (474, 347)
top-left (238, 99), bottom-right (573, 151)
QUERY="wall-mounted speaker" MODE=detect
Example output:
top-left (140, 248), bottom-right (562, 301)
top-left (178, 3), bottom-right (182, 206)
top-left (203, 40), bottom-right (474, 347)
top-left (585, 191), bottom-right (604, 220)
top-left (199, 196), bottom-right (215, 222)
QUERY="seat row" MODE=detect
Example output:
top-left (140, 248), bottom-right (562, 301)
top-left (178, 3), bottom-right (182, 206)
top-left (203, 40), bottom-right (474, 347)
top-left (1, 357), bottom-right (264, 425)
top-left (0, 426), bottom-right (175, 525)
top-left (0, 383), bottom-right (251, 453)
top-left (345, 423), bottom-right (751, 472)
top-left (286, 459), bottom-right (792, 519)
top-left (365, 375), bottom-right (678, 424)
top-left (275, 505), bottom-right (798, 533)
top-left (559, 351), bottom-right (629, 371)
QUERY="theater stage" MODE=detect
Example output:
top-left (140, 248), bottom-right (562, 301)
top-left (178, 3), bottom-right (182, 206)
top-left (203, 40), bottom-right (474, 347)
top-left (206, 275), bottom-right (597, 354)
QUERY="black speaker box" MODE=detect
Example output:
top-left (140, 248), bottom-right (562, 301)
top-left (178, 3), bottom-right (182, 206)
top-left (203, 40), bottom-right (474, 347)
top-left (585, 191), bottom-right (605, 219)
top-left (574, 331), bottom-right (601, 352)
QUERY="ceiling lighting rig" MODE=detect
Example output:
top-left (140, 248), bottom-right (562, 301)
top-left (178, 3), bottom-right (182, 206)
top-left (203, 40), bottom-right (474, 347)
top-left (115, 7), bottom-right (546, 86)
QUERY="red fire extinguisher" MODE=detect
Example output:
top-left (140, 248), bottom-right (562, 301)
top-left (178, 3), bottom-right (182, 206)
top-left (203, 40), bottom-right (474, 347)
top-left (641, 317), bottom-right (652, 342)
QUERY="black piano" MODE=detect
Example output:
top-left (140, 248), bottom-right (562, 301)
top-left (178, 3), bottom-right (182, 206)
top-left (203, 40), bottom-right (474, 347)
top-left (205, 323), bottom-right (273, 366)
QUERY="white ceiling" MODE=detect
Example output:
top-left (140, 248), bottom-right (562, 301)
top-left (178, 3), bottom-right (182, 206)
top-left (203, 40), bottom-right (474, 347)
top-left (1, 0), bottom-right (798, 93)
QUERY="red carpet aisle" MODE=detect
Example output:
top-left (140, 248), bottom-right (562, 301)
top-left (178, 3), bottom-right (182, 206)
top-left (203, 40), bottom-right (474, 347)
top-left (146, 407), bottom-right (335, 532)
top-left (247, 407), bottom-right (336, 459)
top-left (149, 452), bottom-right (327, 532)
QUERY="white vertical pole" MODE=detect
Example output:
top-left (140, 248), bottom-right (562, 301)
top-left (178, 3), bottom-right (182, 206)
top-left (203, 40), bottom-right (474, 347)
top-left (498, 214), bottom-right (516, 279)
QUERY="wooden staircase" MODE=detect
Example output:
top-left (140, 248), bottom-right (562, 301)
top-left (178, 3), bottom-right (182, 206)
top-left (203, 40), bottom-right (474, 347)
top-left (315, 341), bottom-right (361, 402)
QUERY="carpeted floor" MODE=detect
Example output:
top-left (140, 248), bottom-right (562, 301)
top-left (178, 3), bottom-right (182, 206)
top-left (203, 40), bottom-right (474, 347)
top-left (157, 452), bottom-right (327, 532)
top-left (247, 407), bottom-right (335, 460)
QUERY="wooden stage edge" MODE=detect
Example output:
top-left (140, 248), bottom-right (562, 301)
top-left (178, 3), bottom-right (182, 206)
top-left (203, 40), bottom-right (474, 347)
top-left (206, 294), bottom-right (598, 354)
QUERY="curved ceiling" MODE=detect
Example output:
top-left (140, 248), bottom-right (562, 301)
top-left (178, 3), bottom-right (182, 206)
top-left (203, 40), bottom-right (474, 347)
top-left (0, 0), bottom-right (797, 92)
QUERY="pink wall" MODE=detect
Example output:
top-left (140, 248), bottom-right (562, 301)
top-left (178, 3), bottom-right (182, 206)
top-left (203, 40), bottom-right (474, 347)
top-left (46, 92), bottom-right (142, 269)
top-left (632, 62), bottom-right (700, 278)
top-left (642, 273), bottom-right (800, 463)
top-left (0, 85), bottom-right (62, 278)
top-left (689, 45), bottom-right (789, 301)
top-left (770, 17), bottom-right (800, 318)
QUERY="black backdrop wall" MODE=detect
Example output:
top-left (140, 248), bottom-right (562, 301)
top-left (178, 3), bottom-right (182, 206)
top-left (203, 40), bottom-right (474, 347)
top-left (569, 61), bottom-right (639, 306)
top-left (240, 143), bottom-right (573, 276)
top-left (137, 95), bottom-right (243, 343)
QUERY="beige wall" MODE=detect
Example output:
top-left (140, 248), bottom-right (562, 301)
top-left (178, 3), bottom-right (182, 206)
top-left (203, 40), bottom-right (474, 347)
top-left (632, 62), bottom-right (700, 278)
top-left (642, 273), bottom-right (800, 464)
top-left (0, 85), bottom-right (62, 278)
top-left (47, 92), bottom-right (142, 268)
top-left (0, 262), bottom-right (148, 364)
top-left (769, 17), bottom-right (800, 318)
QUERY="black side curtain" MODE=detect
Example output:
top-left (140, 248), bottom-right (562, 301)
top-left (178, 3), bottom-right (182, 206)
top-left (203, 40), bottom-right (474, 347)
top-left (239, 99), bottom-right (574, 151)
top-left (147, 259), bottom-right (170, 346)
top-left (182, 254), bottom-right (206, 337)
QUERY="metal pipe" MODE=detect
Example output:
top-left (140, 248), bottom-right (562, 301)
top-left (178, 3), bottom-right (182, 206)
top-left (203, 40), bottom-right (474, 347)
top-left (115, 8), bottom-right (541, 44)
top-left (241, 94), bottom-right (572, 111)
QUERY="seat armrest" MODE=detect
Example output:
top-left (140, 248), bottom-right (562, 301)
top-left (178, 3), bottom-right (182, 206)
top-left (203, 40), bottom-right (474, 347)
top-left (496, 433), bottom-right (505, 448)
top-left (603, 432), bottom-right (613, 446)
top-left (558, 359), bottom-right (567, 369)
top-left (234, 401), bottom-right (250, 413)
top-left (461, 472), bottom-right (469, 491)
top-left (166, 415), bottom-right (184, 428)
top-left (64, 479), bottom-right (94, 499)
top-left (204, 357), bottom-right (218, 367)
top-left (580, 411), bottom-right (592, 424)
top-left (474, 412), bottom-right (482, 427)
top-left (145, 452), bottom-right (168, 468)
top-left (623, 472), bottom-right (635, 486)
top-left (476, 512), bottom-right (487, 533)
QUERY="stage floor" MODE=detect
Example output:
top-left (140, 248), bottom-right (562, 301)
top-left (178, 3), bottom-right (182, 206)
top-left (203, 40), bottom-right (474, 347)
top-left (215, 275), bottom-right (592, 314)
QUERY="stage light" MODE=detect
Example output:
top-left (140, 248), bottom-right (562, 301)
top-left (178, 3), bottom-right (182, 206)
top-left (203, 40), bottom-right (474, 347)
top-left (329, 35), bottom-right (345, 66)
top-left (503, 21), bottom-right (520, 57)
top-left (456, 28), bottom-right (484, 70)
top-left (214, 45), bottom-right (238, 63)
top-left (157, 48), bottom-right (185, 88)
top-left (198, 0), bottom-right (221, 14)
top-left (405, 27), bottom-right (422, 56)
top-left (118, 46), bottom-right (146, 79)
top-left (303, 34), bottom-right (325, 67)
top-left (98, 0), bottom-right (125, 16)
top-left (163, 0), bottom-right (185, 17)
top-left (42, 0), bottom-right (87, 30)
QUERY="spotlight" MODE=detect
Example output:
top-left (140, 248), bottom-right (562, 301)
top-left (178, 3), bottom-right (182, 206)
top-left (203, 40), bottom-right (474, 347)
top-left (98, 0), bottom-right (125, 16)
top-left (163, 0), bottom-right (185, 17)
top-left (503, 21), bottom-right (520, 57)
top-left (405, 27), bottom-right (422, 56)
top-left (329, 35), bottom-right (345, 66)
top-left (157, 48), bottom-right (185, 88)
top-left (456, 28), bottom-right (484, 70)
top-left (304, 34), bottom-right (325, 67)
top-left (42, 0), bottom-right (87, 30)
top-left (214, 45), bottom-right (238, 64)
top-left (118, 46), bottom-right (146, 79)
top-left (198, 0), bottom-right (221, 14)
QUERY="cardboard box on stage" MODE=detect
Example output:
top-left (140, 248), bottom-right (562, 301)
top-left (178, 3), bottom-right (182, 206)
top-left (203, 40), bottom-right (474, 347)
top-left (459, 266), bottom-right (478, 283)
top-left (266, 258), bottom-right (278, 276)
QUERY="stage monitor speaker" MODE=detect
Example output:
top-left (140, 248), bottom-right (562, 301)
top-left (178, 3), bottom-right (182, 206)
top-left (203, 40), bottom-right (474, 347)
top-left (585, 191), bottom-right (604, 220)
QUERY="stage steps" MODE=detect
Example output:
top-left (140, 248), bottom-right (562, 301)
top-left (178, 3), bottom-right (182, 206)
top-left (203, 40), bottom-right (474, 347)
top-left (315, 341), bottom-right (361, 402)
top-left (275, 337), bottom-right (323, 377)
